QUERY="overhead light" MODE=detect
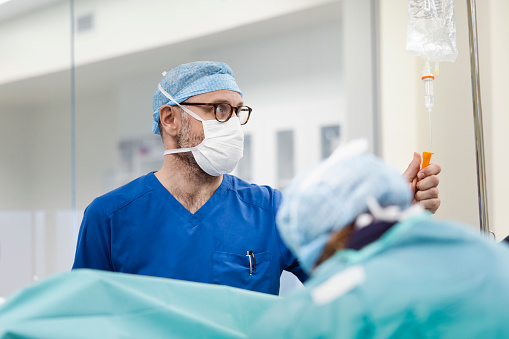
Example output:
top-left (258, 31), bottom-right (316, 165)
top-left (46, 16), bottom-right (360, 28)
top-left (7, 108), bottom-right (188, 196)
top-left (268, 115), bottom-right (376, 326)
top-left (0, 0), bottom-right (13, 5)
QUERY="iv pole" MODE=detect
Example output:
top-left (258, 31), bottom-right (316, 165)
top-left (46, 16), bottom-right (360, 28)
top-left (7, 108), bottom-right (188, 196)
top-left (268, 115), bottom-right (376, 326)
top-left (466, 0), bottom-right (492, 236)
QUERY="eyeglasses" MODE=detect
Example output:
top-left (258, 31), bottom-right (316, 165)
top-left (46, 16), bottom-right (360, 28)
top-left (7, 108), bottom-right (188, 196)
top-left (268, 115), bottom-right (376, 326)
top-left (182, 102), bottom-right (252, 125)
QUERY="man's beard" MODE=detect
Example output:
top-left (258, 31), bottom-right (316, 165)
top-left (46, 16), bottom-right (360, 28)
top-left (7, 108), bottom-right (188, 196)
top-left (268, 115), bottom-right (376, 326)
top-left (174, 111), bottom-right (213, 181)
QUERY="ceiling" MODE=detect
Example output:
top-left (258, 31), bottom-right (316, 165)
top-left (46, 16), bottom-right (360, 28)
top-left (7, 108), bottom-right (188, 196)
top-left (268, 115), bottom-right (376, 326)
top-left (0, 0), bottom-right (66, 24)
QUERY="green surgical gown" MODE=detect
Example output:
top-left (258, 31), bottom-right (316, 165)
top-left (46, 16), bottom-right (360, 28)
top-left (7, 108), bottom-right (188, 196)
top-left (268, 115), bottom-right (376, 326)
top-left (249, 213), bottom-right (509, 338)
top-left (0, 269), bottom-right (277, 339)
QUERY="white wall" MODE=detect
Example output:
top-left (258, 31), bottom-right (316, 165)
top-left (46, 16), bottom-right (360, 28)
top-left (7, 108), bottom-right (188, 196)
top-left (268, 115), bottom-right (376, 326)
top-left (0, 212), bottom-right (33, 297)
top-left (487, 0), bottom-right (509, 239)
top-left (379, 0), bottom-right (419, 169)
top-left (0, 1), bottom-right (71, 86)
top-left (0, 106), bottom-right (32, 209)
top-left (342, 0), bottom-right (377, 154)
top-left (0, 210), bottom-right (78, 297)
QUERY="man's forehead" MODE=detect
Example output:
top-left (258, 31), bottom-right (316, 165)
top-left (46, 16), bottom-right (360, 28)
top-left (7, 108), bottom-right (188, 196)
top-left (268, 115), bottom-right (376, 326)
top-left (187, 90), bottom-right (243, 103)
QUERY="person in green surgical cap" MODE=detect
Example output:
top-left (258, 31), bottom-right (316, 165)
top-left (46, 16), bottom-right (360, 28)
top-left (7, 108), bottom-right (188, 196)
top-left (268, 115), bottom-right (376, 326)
top-left (249, 139), bottom-right (509, 339)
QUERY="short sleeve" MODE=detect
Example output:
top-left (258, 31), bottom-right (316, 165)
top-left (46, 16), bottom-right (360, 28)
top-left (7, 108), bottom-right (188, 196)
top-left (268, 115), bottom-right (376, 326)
top-left (72, 199), bottom-right (113, 271)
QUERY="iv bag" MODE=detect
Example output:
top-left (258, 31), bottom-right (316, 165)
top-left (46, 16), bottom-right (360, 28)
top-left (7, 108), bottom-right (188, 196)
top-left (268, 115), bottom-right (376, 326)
top-left (406, 0), bottom-right (458, 62)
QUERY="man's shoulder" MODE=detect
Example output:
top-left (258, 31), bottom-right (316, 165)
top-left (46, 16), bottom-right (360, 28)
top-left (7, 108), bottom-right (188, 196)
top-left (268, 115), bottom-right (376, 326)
top-left (226, 175), bottom-right (282, 212)
top-left (91, 173), bottom-right (155, 217)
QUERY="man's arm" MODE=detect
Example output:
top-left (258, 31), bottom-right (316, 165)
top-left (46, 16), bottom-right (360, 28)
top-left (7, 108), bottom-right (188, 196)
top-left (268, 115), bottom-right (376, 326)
top-left (276, 225), bottom-right (309, 283)
top-left (273, 189), bottom-right (309, 283)
top-left (284, 258), bottom-right (309, 282)
top-left (403, 152), bottom-right (441, 213)
top-left (73, 199), bottom-right (113, 271)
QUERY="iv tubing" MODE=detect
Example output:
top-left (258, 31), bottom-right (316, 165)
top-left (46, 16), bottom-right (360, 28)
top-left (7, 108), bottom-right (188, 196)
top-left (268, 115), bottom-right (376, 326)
top-left (428, 108), bottom-right (432, 151)
top-left (466, 0), bottom-right (492, 236)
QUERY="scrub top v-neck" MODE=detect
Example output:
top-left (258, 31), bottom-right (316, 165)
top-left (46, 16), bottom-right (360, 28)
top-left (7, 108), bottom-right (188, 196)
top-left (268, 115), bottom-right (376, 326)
top-left (153, 171), bottom-right (229, 227)
top-left (73, 172), bottom-right (307, 294)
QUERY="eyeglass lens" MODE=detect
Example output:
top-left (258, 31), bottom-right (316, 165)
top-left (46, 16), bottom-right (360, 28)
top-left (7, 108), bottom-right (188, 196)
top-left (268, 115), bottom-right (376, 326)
top-left (215, 104), bottom-right (250, 125)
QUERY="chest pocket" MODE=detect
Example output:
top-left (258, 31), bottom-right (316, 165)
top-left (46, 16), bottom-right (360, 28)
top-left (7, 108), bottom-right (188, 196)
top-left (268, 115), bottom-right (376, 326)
top-left (212, 251), bottom-right (272, 294)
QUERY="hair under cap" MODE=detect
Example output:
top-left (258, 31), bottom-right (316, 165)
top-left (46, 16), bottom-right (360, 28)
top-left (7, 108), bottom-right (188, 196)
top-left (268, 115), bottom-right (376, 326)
top-left (152, 61), bottom-right (243, 134)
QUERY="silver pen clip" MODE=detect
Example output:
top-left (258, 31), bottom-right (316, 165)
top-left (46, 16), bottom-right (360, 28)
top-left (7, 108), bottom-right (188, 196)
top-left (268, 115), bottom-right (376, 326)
top-left (246, 251), bottom-right (253, 275)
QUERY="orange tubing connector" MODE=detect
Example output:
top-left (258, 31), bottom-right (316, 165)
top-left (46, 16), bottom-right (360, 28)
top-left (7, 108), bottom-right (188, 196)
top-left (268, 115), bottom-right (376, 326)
top-left (422, 152), bottom-right (434, 168)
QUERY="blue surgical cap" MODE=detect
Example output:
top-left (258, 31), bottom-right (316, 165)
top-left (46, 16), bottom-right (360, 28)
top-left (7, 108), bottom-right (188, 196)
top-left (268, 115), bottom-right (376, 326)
top-left (276, 140), bottom-right (413, 273)
top-left (152, 61), bottom-right (243, 134)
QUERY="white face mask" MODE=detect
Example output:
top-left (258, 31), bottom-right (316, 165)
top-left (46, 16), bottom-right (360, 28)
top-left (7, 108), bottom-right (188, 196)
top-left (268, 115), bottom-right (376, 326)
top-left (158, 84), bottom-right (244, 176)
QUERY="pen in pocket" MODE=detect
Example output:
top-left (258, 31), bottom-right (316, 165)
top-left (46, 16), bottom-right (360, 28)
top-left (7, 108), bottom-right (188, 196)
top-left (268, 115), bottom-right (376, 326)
top-left (246, 250), bottom-right (256, 275)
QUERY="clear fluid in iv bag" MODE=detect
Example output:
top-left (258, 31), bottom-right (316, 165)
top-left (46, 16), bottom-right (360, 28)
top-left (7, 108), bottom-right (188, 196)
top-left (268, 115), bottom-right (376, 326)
top-left (422, 0), bottom-right (443, 18)
top-left (406, 0), bottom-right (458, 62)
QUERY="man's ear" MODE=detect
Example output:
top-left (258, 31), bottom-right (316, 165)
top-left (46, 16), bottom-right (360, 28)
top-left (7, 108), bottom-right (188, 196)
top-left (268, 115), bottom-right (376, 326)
top-left (159, 105), bottom-right (179, 137)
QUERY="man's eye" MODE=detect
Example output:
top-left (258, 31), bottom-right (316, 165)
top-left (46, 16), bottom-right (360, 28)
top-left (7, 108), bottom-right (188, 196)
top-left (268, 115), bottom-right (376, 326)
top-left (216, 104), bottom-right (229, 113)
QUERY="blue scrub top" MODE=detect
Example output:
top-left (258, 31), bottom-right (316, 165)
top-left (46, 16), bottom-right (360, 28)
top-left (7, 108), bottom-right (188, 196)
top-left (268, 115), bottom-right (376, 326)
top-left (73, 173), bottom-right (307, 294)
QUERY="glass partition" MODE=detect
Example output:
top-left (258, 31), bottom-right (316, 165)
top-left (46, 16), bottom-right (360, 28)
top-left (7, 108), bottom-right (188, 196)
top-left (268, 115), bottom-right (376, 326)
top-left (0, 0), bottom-right (73, 298)
top-left (1, 0), bottom-right (381, 298)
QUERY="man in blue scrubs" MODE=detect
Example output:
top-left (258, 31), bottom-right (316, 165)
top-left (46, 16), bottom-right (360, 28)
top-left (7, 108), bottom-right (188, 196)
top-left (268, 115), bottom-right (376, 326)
top-left (73, 61), bottom-right (441, 295)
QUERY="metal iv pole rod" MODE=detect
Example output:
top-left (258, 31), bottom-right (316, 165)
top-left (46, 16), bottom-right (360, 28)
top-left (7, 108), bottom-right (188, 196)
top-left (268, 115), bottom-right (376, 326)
top-left (466, 0), bottom-right (491, 236)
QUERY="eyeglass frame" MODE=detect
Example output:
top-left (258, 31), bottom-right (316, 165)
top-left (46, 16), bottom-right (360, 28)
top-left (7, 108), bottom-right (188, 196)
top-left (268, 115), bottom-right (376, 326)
top-left (181, 102), bottom-right (252, 125)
